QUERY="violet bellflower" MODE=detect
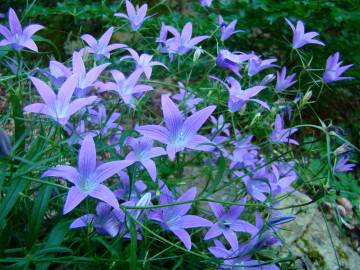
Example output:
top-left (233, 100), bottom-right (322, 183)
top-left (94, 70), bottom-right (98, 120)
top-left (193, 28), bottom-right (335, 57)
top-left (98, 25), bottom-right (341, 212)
top-left (114, 0), bottom-right (150, 31)
top-left (164, 22), bottom-right (209, 56)
top-left (334, 155), bottom-right (356, 173)
top-left (172, 82), bottom-right (203, 113)
top-left (41, 60), bottom-right (72, 89)
top-left (103, 69), bottom-right (153, 106)
top-left (216, 49), bottom-right (250, 77)
top-left (323, 52), bottom-right (353, 83)
top-left (149, 187), bottom-right (212, 250)
top-left (270, 114), bottom-right (298, 145)
top-left (70, 202), bottom-right (124, 237)
top-left (89, 104), bottom-right (121, 135)
top-left (204, 198), bottom-right (258, 250)
top-left (114, 171), bottom-right (147, 203)
top-left (125, 136), bottom-right (166, 181)
top-left (24, 75), bottom-right (97, 126)
top-left (136, 95), bottom-right (216, 160)
top-left (0, 8), bottom-right (44, 52)
top-left (121, 48), bottom-right (167, 79)
top-left (81, 27), bottom-right (126, 60)
top-left (210, 115), bottom-right (230, 137)
top-left (218, 15), bottom-right (243, 41)
top-left (210, 76), bottom-right (269, 112)
top-left (248, 54), bottom-right (278, 76)
top-left (275, 67), bottom-right (297, 93)
top-left (285, 18), bottom-right (325, 49)
top-left (200, 0), bottom-right (213, 7)
top-left (64, 120), bottom-right (97, 146)
top-left (42, 135), bottom-right (134, 214)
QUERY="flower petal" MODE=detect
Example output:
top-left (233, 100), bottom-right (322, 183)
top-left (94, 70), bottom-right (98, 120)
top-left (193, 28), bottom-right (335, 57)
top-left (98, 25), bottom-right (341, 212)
top-left (63, 186), bottom-right (87, 214)
top-left (42, 165), bottom-right (79, 184)
top-left (90, 184), bottom-right (120, 210)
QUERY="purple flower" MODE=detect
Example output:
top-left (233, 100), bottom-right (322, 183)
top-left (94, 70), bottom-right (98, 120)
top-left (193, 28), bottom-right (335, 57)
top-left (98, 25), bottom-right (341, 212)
top-left (218, 16), bottom-right (243, 41)
top-left (172, 82), bottom-right (203, 113)
top-left (40, 60), bottom-right (72, 88)
top-left (149, 187), bottom-right (212, 250)
top-left (285, 18), bottom-right (325, 49)
top-left (104, 69), bottom-right (153, 106)
top-left (64, 120), bottom-right (97, 145)
top-left (114, 171), bottom-right (147, 203)
top-left (162, 22), bottom-right (209, 57)
top-left (42, 135), bottom-right (133, 214)
top-left (24, 75), bottom-right (97, 126)
top-left (115, 0), bottom-right (150, 31)
top-left (70, 202), bottom-right (124, 237)
top-left (275, 67), bottom-right (296, 93)
top-left (204, 198), bottom-right (258, 250)
top-left (0, 8), bottom-right (44, 52)
top-left (89, 104), bottom-right (121, 135)
top-left (216, 49), bottom-right (250, 77)
top-left (335, 156), bottom-right (356, 173)
top-left (323, 52), bottom-right (353, 83)
top-left (248, 54), bottom-right (277, 76)
top-left (81, 27), bottom-right (126, 60)
top-left (260, 73), bottom-right (276, 86)
top-left (200, 0), bottom-right (213, 7)
top-left (125, 137), bottom-right (166, 181)
top-left (237, 169), bottom-right (271, 202)
top-left (121, 48), bottom-right (167, 79)
top-left (210, 115), bottom-right (230, 137)
top-left (211, 76), bottom-right (268, 112)
top-left (270, 114), bottom-right (298, 145)
top-left (136, 95), bottom-right (216, 160)
top-left (269, 163), bottom-right (296, 196)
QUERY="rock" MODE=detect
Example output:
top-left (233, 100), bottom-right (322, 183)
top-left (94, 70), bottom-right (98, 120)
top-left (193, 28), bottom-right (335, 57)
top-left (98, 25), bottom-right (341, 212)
top-left (279, 192), bottom-right (360, 270)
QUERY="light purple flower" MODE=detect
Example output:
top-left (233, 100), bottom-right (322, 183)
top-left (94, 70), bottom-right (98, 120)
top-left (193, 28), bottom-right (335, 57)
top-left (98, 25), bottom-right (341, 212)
top-left (275, 67), bottom-right (296, 93)
top-left (89, 104), bottom-right (121, 135)
top-left (121, 48), bottom-right (167, 79)
top-left (149, 187), bottom-right (212, 250)
top-left (236, 169), bottom-right (271, 202)
top-left (125, 137), bottom-right (166, 181)
top-left (172, 82), bottom-right (203, 113)
top-left (260, 73), bottom-right (276, 86)
top-left (81, 27), bottom-right (126, 60)
top-left (211, 76), bottom-right (268, 112)
top-left (64, 120), bottom-right (97, 146)
top-left (115, 0), bottom-right (150, 31)
top-left (216, 49), bottom-right (250, 77)
top-left (114, 171), bottom-right (147, 203)
top-left (42, 135), bottom-right (133, 214)
top-left (335, 156), bottom-right (356, 173)
top-left (136, 95), bottom-right (216, 160)
top-left (210, 115), bottom-right (230, 137)
top-left (162, 22), bottom-right (209, 57)
top-left (285, 18), bottom-right (325, 49)
top-left (323, 52), bottom-right (353, 83)
top-left (200, 0), bottom-right (213, 7)
top-left (24, 75), bottom-right (97, 126)
top-left (248, 54), bottom-right (277, 76)
top-left (70, 202), bottom-right (124, 237)
top-left (270, 114), bottom-right (298, 145)
top-left (103, 69), bottom-right (153, 106)
top-left (204, 198), bottom-right (258, 250)
top-left (218, 16), bottom-right (243, 41)
top-left (0, 8), bottom-right (44, 52)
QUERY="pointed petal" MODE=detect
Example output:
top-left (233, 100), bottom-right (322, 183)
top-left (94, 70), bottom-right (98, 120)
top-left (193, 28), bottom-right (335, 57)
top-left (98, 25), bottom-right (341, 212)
top-left (181, 22), bottom-right (193, 41)
top-left (99, 27), bottom-right (113, 46)
top-left (84, 63), bottom-right (110, 86)
top-left (22, 39), bottom-right (39, 52)
top-left (78, 135), bottom-right (97, 178)
top-left (42, 165), bottom-right (79, 184)
top-left (23, 24), bottom-right (44, 38)
top-left (148, 147), bottom-right (166, 158)
top-left (30, 77), bottom-right (56, 106)
top-left (72, 51), bottom-right (86, 75)
top-left (227, 198), bottom-right (246, 219)
top-left (63, 186), bottom-right (87, 214)
top-left (161, 93), bottom-right (183, 132)
top-left (70, 214), bottom-right (95, 228)
top-left (136, 125), bottom-right (170, 144)
top-left (204, 224), bottom-right (222, 240)
top-left (208, 202), bottom-right (225, 219)
top-left (90, 184), bottom-right (119, 210)
top-left (183, 105), bottom-right (216, 137)
top-left (175, 215), bottom-right (213, 228)
top-left (186, 135), bottom-right (214, 151)
top-left (81, 34), bottom-right (97, 47)
top-left (231, 220), bottom-right (258, 235)
top-left (223, 229), bottom-right (238, 251)
top-left (68, 96), bottom-right (97, 116)
top-left (57, 74), bottom-right (79, 110)
top-left (9, 8), bottom-right (22, 33)
top-left (170, 228), bottom-right (192, 250)
top-left (141, 159), bottom-right (157, 181)
top-left (94, 160), bottom-right (134, 183)
top-left (24, 103), bottom-right (48, 114)
top-left (172, 187), bottom-right (197, 216)
top-left (126, 0), bottom-right (136, 18)
top-left (0, 25), bottom-right (11, 39)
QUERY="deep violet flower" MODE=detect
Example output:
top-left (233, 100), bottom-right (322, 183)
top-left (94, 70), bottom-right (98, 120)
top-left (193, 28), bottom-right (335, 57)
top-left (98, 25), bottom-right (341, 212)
top-left (149, 187), bottom-right (212, 250)
top-left (285, 18), bottom-right (324, 49)
top-left (210, 76), bottom-right (268, 112)
top-left (275, 67), bottom-right (296, 93)
top-left (218, 16), bottom-right (243, 41)
top-left (70, 202), bottom-right (124, 237)
top-left (323, 52), bottom-right (353, 83)
top-left (42, 135), bottom-right (133, 214)
top-left (172, 82), bottom-right (203, 113)
top-left (0, 8), bottom-right (44, 52)
top-left (334, 156), bottom-right (356, 173)
top-left (24, 75), bottom-right (97, 126)
top-left (125, 137), bottom-right (166, 181)
top-left (270, 114), bottom-right (298, 145)
top-left (248, 54), bottom-right (277, 76)
top-left (103, 69), bottom-right (153, 106)
top-left (216, 49), bottom-right (250, 77)
top-left (115, 0), bottom-right (151, 31)
top-left (136, 95), bottom-right (216, 160)
top-left (200, 0), bottom-right (213, 7)
top-left (81, 27), bottom-right (126, 60)
top-left (204, 198), bottom-right (258, 250)
top-left (121, 48), bottom-right (167, 79)
top-left (162, 22), bottom-right (209, 57)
